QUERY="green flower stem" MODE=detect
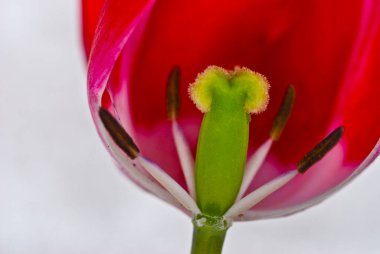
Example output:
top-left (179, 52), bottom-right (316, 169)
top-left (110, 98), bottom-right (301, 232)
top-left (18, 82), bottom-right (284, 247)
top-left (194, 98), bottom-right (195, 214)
top-left (191, 214), bottom-right (229, 254)
top-left (191, 225), bottom-right (227, 254)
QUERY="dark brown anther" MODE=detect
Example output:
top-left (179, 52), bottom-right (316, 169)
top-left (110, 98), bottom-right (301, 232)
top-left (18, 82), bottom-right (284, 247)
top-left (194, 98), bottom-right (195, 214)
top-left (270, 85), bottom-right (295, 140)
top-left (166, 66), bottom-right (181, 120)
top-left (297, 127), bottom-right (344, 173)
top-left (98, 107), bottom-right (140, 159)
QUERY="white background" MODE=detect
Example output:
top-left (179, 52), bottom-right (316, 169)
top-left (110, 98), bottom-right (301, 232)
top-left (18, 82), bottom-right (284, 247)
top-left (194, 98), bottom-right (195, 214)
top-left (0, 1), bottom-right (379, 253)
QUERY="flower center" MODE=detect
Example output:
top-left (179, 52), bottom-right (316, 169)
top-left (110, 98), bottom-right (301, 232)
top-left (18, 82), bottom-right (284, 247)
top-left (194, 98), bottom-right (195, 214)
top-left (98, 65), bottom-right (343, 221)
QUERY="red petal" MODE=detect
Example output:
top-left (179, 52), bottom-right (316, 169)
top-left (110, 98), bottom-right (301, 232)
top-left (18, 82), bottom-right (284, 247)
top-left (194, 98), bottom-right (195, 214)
top-left (86, 0), bottom-right (380, 214)
top-left (87, 0), bottom-right (154, 120)
top-left (129, 0), bottom-right (366, 165)
top-left (136, 0), bottom-right (379, 210)
top-left (340, 3), bottom-right (380, 162)
top-left (81, 0), bottom-right (104, 59)
top-left (250, 0), bottom-right (380, 211)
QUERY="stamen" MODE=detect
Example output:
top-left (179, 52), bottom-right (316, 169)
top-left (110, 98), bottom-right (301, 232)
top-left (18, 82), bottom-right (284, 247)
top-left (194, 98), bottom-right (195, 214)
top-left (166, 66), bottom-right (181, 120)
top-left (172, 122), bottom-right (196, 198)
top-left (99, 107), bottom-right (139, 159)
top-left (98, 110), bottom-right (183, 209)
top-left (98, 107), bottom-right (200, 214)
top-left (224, 170), bottom-right (298, 219)
top-left (225, 127), bottom-right (344, 218)
top-left (270, 85), bottom-right (295, 141)
top-left (103, 132), bottom-right (180, 206)
top-left (298, 127), bottom-right (344, 173)
top-left (236, 139), bottom-right (273, 200)
top-left (138, 157), bottom-right (201, 215)
top-left (165, 66), bottom-right (196, 199)
top-left (236, 86), bottom-right (295, 201)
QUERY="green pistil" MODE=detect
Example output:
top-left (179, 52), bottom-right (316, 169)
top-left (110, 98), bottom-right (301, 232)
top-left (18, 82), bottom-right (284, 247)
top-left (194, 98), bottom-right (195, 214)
top-left (189, 66), bottom-right (269, 216)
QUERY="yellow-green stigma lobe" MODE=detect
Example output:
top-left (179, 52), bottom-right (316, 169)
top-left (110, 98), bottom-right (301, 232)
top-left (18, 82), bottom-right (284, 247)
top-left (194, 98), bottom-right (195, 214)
top-left (189, 66), bottom-right (270, 216)
top-left (189, 66), bottom-right (269, 114)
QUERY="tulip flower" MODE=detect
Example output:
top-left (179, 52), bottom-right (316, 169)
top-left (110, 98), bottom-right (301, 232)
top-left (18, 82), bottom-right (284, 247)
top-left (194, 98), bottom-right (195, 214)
top-left (82, 1), bottom-right (380, 253)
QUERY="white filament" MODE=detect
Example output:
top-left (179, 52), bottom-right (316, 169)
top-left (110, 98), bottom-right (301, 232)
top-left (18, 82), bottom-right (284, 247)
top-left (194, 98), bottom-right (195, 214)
top-left (237, 139), bottom-right (273, 200)
top-left (138, 157), bottom-right (201, 215)
top-left (172, 121), bottom-right (196, 198)
top-left (225, 170), bottom-right (298, 219)
top-left (101, 126), bottom-right (180, 207)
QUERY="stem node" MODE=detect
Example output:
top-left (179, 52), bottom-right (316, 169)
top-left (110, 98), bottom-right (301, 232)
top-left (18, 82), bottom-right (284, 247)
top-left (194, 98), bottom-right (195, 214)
top-left (191, 214), bottom-right (230, 254)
